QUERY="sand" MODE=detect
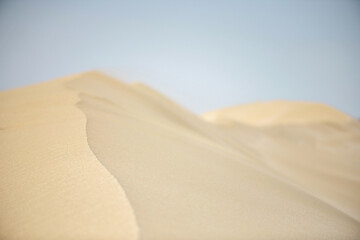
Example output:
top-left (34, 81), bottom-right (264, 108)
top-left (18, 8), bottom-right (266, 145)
top-left (202, 101), bottom-right (353, 126)
top-left (1, 71), bottom-right (359, 239)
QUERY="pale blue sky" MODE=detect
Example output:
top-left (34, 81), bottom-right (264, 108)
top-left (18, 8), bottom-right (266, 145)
top-left (0, 0), bottom-right (359, 117)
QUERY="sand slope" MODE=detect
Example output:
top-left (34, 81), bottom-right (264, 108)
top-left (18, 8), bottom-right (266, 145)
top-left (202, 101), bottom-right (352, 126)
top-left (0, 75), bottom-right (138, 239)
top-left (1, 71), bottom-right (359, 239)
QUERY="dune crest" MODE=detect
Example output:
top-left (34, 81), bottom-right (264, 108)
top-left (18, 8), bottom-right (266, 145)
top-left (0, 74), bottom-right (139, 239)
top-left (202, 101), bottom-right (352, 126)
top-left (1, 71), bottom-right (359, 239)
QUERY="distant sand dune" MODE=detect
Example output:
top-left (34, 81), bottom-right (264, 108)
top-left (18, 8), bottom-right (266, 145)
top-left (202, 101), bottom-right (352, 126)
top-left (1, 71), bottom-right (359, 239)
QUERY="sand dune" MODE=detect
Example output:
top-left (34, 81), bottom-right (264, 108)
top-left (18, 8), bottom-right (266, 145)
top-left (1, 71), bottom-right (359, 239)
top-left (202, 101), bottom-right (353, 126)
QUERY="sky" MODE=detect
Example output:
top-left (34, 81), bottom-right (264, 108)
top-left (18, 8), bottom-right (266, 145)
top-left (0, 0), bottom-right (359, 117)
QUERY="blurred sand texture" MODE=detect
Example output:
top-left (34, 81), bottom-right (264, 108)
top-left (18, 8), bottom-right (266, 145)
top-left (1, 71), bottom-right (359, 239)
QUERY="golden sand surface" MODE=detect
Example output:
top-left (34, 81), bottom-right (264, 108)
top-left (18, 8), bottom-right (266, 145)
top-left (202, 101), bottom-right (353, 126)
top-left (1, 71), bottom-right (359, 239)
